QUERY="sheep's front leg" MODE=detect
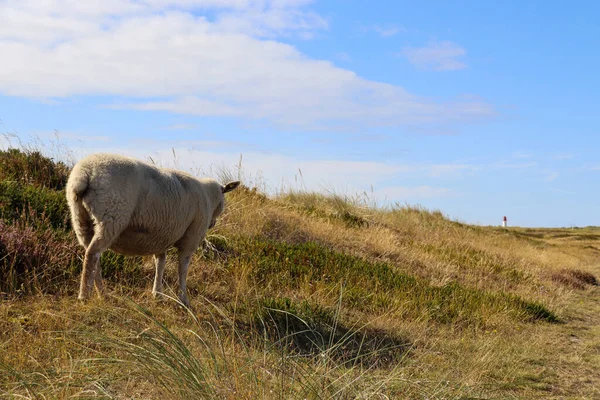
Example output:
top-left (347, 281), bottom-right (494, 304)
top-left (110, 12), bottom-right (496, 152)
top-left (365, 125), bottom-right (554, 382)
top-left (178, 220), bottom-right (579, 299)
top-left (177, 253), bottom-right (193, 307)
top-left (152, 253), bottom-right (167, 298)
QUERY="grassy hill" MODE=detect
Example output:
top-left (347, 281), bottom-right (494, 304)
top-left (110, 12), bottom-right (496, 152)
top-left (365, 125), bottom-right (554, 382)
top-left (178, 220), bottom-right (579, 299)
top-left (1, 148), bottom-right (599, 399)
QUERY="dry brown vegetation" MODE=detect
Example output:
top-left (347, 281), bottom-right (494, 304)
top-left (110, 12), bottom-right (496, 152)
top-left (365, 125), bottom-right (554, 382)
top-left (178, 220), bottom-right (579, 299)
top-left (1, 148), bottom-right (599, 399)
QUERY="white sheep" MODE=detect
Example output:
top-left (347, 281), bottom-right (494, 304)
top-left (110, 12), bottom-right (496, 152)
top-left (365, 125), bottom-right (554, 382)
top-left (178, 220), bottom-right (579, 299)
top-left (66, 153), bottom-right (240, 306)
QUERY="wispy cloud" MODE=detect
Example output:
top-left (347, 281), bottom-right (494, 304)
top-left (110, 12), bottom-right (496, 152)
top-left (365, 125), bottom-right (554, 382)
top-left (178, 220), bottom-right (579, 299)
top-left (372, 24), bottom-right (402, 37)
top-left (349, 133), bottom-right (388, 142)
top-left (334, 52), bottom-right (351, 62)
top-left (49, 131), bottom-right (112, 143)
top-left (428, 164), bottom-right (480, 177)
top-left (551, 188), bottom-right (576, 195)
top-left (163, 124), bottom-right (198, 131)
top-left (66, 143), bottom-right (407, 194)
top-left (401, 40), bottom-right (467, 71)
top-left (0, 2), bottom-right (493, 132)
top-left (359, 23), bottom-right (403, 38)
top-left (584, 164), bottom-right (600, 171)
top-left (0, 0), bottom-right (328, 41)
top-left (492, 161), bottom-right (537, 170)
top-left (512, 151), bottom-right (532, 159)
top-left (553, 153), bottom-right (575, 160)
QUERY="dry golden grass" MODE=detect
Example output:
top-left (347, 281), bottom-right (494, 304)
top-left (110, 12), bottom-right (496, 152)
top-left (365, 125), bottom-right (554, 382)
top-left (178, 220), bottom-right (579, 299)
top-left (1, 152), bottom-right (600, 399)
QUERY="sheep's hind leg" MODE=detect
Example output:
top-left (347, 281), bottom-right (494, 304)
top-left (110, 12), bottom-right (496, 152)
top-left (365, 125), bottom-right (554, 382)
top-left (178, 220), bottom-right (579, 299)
top-left (152, 253), bottom-right (167, 299)
top-left (78, 223), bottom-right (122, 300)
top-left (177, 252), bottom-right (193, 307)
top-left (83, 229), bottom-right (105, 296)
top-left (94, 266), bottom-right (105, 295)
top-left (79, 240), bottom-right (103, 300)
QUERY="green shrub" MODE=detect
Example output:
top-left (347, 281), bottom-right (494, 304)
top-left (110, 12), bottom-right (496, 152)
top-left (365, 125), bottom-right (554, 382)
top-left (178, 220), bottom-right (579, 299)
top-left (0, 181), bottom-right (70, 229)
top-left (0, 220), bottom-right (147, 297)
top-left (0, 148), bottom-right (70, 190)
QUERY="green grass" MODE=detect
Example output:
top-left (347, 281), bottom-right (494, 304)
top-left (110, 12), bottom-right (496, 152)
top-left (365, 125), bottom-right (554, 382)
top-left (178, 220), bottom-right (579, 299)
top-left (280, 191), bottom-right (370, 228)
top-left (228, 238), bottom-right (558, 327)
top-left (418, 242), bottom-right (532, 284)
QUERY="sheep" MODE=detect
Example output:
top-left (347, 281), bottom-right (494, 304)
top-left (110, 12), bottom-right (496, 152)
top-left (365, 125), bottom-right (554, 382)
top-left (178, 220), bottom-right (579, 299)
top-left (66, 153), bottom-right (240, 306)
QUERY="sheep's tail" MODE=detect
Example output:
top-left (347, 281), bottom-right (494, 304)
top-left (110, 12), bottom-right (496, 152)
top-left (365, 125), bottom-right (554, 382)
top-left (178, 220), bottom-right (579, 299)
top-left (67, 169), bottom-right (90, 203)
top-left (66, 168), bottom-right (94, 246)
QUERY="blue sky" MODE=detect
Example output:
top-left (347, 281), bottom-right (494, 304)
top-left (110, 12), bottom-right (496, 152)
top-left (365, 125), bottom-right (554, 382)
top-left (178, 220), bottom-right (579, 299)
top-left (1, 0), bottom-right (599, 227)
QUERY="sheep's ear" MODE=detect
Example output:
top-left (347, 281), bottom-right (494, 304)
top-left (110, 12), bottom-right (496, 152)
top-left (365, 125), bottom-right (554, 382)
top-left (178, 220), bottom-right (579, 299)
top-left (222, 181), bottom-right (241, 193)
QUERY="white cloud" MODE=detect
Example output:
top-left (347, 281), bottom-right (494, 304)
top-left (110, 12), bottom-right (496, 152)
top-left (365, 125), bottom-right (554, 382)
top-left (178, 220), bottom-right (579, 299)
top-left (512, 151), bottom-right (532, 159)
top-left (551, 188), bottom-right (576, 195)
top-left (584, 164), bottom-right (600, 171)
top-left (372, 24), bottom-right (402, 37)
top-left (163, 123), bottom-right (199, 130)
top-left (428, 163), bottom-right (479, 178)
top-left (213, 6), bottom-right (328, 38)
top-left (360, 23), bottom-right (403, 38)
top-left (492, 161), bottom-right (537, 170)
top-left (61, 140), bottom-right (405, 195)
top-left (53, 132), bottom-right (112, 142)
top-left (25, 129), bottom-right (459, 201)
top-left (103, 146), bottom-right (456, 202)
top-left (401, 40), bottom-right (467, 71)
top-left (0, 2), bottom-right (493, 131)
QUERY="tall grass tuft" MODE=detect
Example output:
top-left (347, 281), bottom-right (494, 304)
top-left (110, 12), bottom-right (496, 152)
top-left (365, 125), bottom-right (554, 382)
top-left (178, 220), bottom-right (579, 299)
top-left (72, 297), bottom-right (411, 399)
top-left (253, 296), bottom-right (411, 369)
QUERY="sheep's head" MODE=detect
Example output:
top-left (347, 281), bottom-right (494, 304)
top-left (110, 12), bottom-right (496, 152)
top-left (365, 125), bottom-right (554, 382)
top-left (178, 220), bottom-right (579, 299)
top-left (209, 180), bottom-right (241, 229)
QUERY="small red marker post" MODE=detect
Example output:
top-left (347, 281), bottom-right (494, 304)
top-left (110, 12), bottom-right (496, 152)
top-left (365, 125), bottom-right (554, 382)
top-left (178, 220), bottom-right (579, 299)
top-left (502, 216), bottom-right (507, 228)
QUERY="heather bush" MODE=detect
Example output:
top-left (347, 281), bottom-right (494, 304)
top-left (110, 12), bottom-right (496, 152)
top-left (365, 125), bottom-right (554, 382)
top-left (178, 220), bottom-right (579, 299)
top-left (0, 220), bottom-right (80, 295)
top-left (0, 219), bottom-right (147, 296)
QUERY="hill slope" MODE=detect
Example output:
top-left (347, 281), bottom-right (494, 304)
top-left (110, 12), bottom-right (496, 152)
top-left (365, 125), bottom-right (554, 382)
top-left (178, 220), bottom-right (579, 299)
top-left (1, 149), bottom-right (599, 399)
